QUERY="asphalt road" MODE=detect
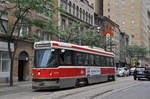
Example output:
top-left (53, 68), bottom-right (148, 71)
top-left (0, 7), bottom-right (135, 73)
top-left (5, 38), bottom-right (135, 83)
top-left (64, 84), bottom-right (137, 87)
top-left (0, 76), bottom-right (150, 99)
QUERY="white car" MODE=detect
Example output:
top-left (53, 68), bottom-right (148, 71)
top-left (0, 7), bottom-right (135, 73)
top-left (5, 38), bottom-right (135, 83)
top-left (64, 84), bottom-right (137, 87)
top-left (130, 67), bottom-right (136, 75)
top-left (116, 67), bottom-right (130, 77)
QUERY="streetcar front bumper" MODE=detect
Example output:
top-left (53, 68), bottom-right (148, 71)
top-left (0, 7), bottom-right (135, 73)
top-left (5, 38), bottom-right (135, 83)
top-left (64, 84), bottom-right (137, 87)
top-left (32, 78), bottom-right (60, 89)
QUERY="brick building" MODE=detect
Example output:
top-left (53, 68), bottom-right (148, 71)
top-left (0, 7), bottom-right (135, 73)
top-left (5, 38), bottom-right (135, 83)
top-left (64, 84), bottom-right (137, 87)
top-left (0, 0), bottom-right (95, 83)
top-left (0, 1), bottom-right (56, 82)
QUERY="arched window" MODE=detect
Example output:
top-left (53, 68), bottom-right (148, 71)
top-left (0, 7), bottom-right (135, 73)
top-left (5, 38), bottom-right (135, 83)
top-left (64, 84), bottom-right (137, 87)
top-left (86, 12), bottom-right (88, 22)
top-left (65, 0), bottom-right (68, 10)
top-left (83, 10), bottom-right (85, 21)
top-left (69, 1), bottom-right (72, 13)
top-left (91, 15), bottom-right (93, 24)
top-left (73, 3), bottom-right (75, 15)
top-left (89, 14), bottom-right (91, 24)
top-left (60, 0), bottom-right (64, 6)
top-left (88, 13), bottom-right (90, 23)
top-left (76, 6), bottom-right (79, 18)
top-left (80, 8), bottom-right (82, 19)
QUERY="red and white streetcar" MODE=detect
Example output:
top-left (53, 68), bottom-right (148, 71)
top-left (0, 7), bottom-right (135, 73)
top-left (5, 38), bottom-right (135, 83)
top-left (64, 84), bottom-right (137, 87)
top-left (32, 41), bottom-right (115, 89)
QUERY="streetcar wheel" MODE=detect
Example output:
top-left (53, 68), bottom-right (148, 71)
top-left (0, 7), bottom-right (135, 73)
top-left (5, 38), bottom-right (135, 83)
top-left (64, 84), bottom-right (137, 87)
top-left (75, 79), bottom-right (80, 87)
top-left (138, 78), bottom-right (141, 80)
top-left (75, 79), bottom-right (88, 87)
top-left (112, 75), bottom-right (116, 81)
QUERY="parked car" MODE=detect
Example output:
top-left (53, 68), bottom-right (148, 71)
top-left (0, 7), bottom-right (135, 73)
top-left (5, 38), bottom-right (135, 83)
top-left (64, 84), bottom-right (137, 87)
top-left (134, 67), bottom-right (150, 80)
top-left (130, 67), bottom-right (136, 75)
top-left (116, 67), bottom-right (130, 77)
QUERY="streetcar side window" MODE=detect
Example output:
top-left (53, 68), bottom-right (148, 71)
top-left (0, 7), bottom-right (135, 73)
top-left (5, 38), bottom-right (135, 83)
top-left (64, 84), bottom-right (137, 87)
top-left (84, 54), bottom-right (89, 65)
top-left (100, 56), bottom-right (105, 66)
top-left (105, 57), bottom-right (110, 66)
top-left (95, 55), bottom-right (100, 66)
top-left (75, 52), bottom-right (84, 65)
top-left (60, 50), bottom-right (72, 65)
top-left (89, 54), bottom-right (94, 66)
top-left (110, 58), bottom-right (114, 66)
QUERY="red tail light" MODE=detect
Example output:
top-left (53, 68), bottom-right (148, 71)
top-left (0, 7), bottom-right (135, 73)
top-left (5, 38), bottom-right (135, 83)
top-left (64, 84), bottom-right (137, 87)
top-left (134, 69), bottom-right (136, 72)
top-left (145, 70), bottom-right (148, 73)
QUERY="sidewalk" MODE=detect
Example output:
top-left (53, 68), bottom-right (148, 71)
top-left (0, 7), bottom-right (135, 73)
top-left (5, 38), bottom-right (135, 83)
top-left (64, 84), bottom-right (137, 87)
top-left (0, 81), bottom-right (32, 92)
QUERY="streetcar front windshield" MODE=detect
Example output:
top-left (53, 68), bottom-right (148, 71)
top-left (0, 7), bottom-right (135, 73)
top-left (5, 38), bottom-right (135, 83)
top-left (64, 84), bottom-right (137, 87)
top-left (34, 49), bottom-right (58, 68)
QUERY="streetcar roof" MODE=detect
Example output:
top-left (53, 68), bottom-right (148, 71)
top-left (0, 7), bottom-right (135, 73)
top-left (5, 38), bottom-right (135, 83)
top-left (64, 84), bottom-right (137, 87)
top-left (34, 41), bottom-right (115, 57)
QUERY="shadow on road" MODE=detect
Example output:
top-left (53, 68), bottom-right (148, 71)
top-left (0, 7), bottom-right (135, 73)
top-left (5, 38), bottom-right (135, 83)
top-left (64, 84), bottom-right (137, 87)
top-left (33, 80), bottom-right (115, 92)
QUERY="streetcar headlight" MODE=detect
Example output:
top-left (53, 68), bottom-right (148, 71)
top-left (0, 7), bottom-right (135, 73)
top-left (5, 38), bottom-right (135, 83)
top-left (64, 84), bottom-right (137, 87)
top-left (49, 72), bottom-right (53, 76)
top-left (38, 71), bottom-right (40, 75)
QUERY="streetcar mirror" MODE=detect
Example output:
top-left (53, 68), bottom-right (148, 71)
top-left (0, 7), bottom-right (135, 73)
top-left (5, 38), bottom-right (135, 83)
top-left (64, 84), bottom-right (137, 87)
top-left (61, 49), bottom-right (65, 53)
top-left (51, 49), bottom-right (55, 52)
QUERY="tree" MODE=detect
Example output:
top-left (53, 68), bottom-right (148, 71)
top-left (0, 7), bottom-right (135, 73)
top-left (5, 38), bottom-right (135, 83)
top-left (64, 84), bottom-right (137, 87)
top-left (80, 28), bottom-right (106, 48)
top-left (127, 45), bottom-right (148, 66)
top-left (57, 22), bottom-right (107, 48)
top-left (0, 0), bottom-right (59, 86)
top-left (57, 23), bottom-right (83, 43)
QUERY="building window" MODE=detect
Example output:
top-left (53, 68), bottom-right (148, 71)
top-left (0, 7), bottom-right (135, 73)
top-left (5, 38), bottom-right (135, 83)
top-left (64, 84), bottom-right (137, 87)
top-left (43, 33), bottom-right (50, 40)
top-left (131, 5), bottom-right (134, 8)
top-left (108, 8), bottom-right (110, 12)
top-left (131, 26), bottom-right (135, 30)
top-left (76, 6), bottom-right (79, 18)
top-left (69, 1), bottom-right (72, 13)
top-left (131, 42), bottom-right (135, 45)
top-left (0, 10), bottom-right (8, 33)
top-left (19, 25), bottom-right (29, 37)
top-left (130, 12), bottom-right (134, 16)
top-left (116, 19), bottom-right (119, 24)
top-left (131, 34), bottom-right (135, 38)
top-left (37, 30), bottom-right (50, 40)
top-left (88, 14), bottom-right (90, 23)
top-left (46, 34), bottom-right (51, 40)
top-left (116, 14), bottom-right (119, 18)
top-left (131, 0), bottom-right (134, 3)
top-left (122, 13), bottom-right (125, 17)
top-left (73, 3), bottom-right (75, 15)
top-left (116, 6), bottom-right (119, 11)
top-left (91, 15), bottom-right (93, 24)
top-left (65, 0), bottom-right (68, 10)
top-left (108, 2), bottom-right (110, 6)
top-left (122, 21), bottom-right (126, 24)
top-left (83, 10), bottom-right (85, 21)
top-left (80, 8), bottom-right (82, 19)
top-left (122, 6), bottom-right (125, 10)
top-left (61, 18), bottom-right (66, 30)
top-left (131, 20), bottom-right (134, 24)
top-left (60, 0), bottom-right (64, 7)
top-left (122, 28), bottom-right (126, 32)
top-left (0, 52), bottom-right (10, 72)
top-left (86, 12), bottom-right (88, 22)
top-left (116, 1), bottom-right (119, 6)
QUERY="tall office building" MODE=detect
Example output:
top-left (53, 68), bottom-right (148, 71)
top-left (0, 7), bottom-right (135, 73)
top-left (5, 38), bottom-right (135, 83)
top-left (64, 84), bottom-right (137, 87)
top-left (88, 0), bottom-right (103, 16)
top-left (104, 0), bottom-right (149, 49)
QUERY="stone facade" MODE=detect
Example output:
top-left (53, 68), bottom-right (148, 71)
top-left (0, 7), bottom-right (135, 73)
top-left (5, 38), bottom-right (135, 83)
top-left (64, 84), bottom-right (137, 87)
top-left (13, 41), bottom-right (34, 81)
top-left (0, 1), bottom-right (58, 82)
top-left (57, 0), bottom-right (94, 28)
